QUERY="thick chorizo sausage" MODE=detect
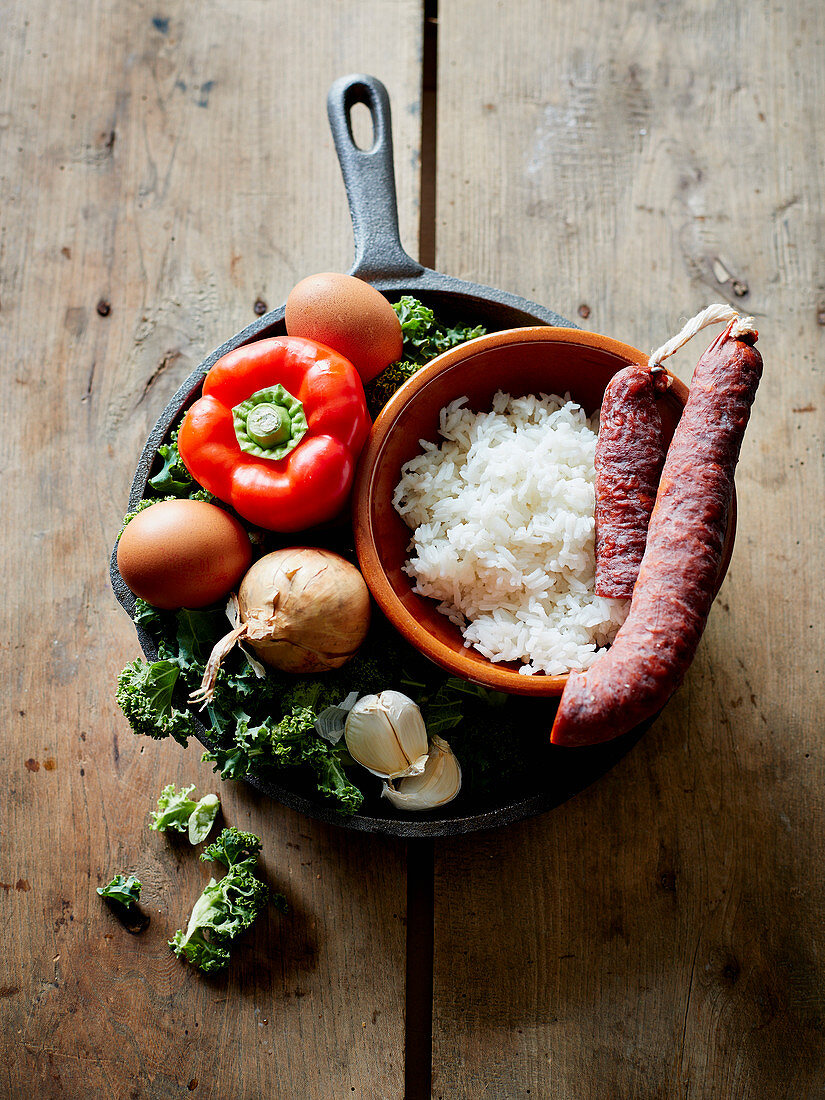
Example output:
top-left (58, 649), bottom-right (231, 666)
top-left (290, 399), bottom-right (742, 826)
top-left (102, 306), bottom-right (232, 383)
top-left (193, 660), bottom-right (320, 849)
top-left (551, 321), bottom-right (762, 747)
top-left (594, 365), bottom-right (665, 598)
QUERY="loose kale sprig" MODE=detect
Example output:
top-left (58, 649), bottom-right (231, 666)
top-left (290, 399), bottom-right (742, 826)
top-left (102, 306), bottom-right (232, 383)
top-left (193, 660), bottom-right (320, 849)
top-left (97, 873), bottom-right (142, 907)
top-left (169, 828), bottom-right (285, 974)
top-left (200, 826), bottom-right (262, 870)
top-left (149, 783), bottom-right (198, 832)
top-left (149, 783), bottom-right (220, 844)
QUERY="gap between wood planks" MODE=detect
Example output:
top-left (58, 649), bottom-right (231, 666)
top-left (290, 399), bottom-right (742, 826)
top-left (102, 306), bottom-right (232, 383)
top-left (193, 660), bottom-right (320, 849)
top-left (404, 5), bottom-right (438, 1099)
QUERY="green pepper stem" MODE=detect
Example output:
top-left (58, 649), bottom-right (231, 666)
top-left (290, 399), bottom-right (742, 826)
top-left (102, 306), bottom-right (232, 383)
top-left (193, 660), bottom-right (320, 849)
top-left (246, 402), bottom-right (291, 448)
top-left (231, 384), bottom-right (308, 461)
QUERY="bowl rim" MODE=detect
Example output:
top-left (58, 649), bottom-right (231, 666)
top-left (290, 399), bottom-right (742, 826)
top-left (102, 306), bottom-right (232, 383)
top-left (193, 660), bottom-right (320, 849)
top-left (352, 326), bottom-right (705, 697)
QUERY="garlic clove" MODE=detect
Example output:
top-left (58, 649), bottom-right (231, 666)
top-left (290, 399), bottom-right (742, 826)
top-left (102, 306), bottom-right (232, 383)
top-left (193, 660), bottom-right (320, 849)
top-left (344, 691), bottom-right (429, 779)
top-left (381, 736), bottom-right (462, 811)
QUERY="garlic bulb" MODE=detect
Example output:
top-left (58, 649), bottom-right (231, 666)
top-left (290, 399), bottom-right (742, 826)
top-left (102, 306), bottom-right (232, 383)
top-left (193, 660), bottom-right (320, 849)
top-left (344, 691), bottom-right (429, 780)
top-left (382, 736), bottom-right (461, 811)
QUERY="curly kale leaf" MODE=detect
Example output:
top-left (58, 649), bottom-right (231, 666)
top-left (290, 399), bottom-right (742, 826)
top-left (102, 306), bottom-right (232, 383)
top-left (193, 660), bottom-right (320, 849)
top-left (149, 783), bottom-right (198, 833)
top-left (156, 605), bottom-right (230, 680)
top-left (148, 429), bottom-right (200, 497)
top-left (202, 708), bottom-right (314, 782)
top-left (365, 296), bottom-right (487, 414)
top-left (258, 708), bottom-right (364, 815)
top-left (170, 870), bottom-right (270, 973)
top-left (190, 869), bottom-right (268, 940)
top-left (313, 751), bottom-right (364, 815)
top-left (259, 706), bottom-right (320, 765)
top-left (200, 711), bottom-right (278, 781)
top-left (149, 782), bottom-right (220, 842)
top-left (203, 708), bottom-right (364, 816)
top-left (201, 826), bottom-right (262, 871)
top-left (200, 738), bottom-right (249, 782)
top-left (393, 295), bottom-right (486, 363)
top-left (116, 659), bottom-right (196, 745)
top-left (97, 873), bottom-right (142, 907)
top-left (188, 793), bottom-right (221, 844)
top-left (170, 826), bottom-right (283, 973)
top-left (278, 680), bottom-right (329, 713)
top-left (133, 597), bottom-right (166, 636)
top-left (211, 656), bottom-right (279, 715)
top-left (169, 926), bottom-right (231, 974)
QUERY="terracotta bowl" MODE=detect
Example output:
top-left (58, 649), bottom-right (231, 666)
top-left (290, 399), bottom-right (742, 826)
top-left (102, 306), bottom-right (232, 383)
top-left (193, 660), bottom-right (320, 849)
top-left (352, 326), bottom-right (736, 698)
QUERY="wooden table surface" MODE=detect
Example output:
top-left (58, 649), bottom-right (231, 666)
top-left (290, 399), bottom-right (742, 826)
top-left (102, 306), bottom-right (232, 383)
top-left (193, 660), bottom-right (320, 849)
top-left (3, 2), bottom-right (823, 1097)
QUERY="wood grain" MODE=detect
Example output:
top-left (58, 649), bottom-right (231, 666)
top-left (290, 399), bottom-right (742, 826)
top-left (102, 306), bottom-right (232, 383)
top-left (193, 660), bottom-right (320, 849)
top-left (0, 2), bottom-right (421, 1097)
top-left (432, 1), bottom-right (825, 1097)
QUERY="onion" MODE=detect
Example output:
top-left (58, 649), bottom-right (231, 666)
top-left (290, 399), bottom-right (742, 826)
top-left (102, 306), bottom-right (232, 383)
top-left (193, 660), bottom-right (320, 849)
top-left (191, 548), bottom-right (371, 704)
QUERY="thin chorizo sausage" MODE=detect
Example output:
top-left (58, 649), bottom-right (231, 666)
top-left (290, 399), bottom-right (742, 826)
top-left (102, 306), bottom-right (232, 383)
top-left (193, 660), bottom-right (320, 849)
top-left (551, 321), bottom-right (762, 747)
top-left (594, 365), bottom-right (665, 598)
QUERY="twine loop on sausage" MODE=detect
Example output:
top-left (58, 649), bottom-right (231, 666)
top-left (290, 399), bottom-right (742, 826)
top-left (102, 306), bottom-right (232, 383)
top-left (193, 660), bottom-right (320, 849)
top-left (648, 304), bottom-right (758, 376)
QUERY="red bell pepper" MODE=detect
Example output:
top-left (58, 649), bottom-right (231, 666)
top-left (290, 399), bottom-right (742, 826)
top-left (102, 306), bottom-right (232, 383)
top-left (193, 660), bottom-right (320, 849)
top-left (178, 336), bottom-right (370, 532)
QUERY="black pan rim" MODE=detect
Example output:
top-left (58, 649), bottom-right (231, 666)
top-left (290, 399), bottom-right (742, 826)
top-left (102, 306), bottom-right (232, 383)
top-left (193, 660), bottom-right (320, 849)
top-left (109, 279), bottom-right (654, 840)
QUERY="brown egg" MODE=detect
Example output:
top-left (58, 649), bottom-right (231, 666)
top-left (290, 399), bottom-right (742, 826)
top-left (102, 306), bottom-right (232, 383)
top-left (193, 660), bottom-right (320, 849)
top-left (285, 272), bottom-right (403, 383)
top-left (117, 499), bottom-right (253, 609)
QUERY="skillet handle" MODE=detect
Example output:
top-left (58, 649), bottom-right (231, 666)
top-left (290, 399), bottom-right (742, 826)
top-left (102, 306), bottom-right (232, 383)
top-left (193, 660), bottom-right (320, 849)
top-left (327, 74), bottom-right (424, 282)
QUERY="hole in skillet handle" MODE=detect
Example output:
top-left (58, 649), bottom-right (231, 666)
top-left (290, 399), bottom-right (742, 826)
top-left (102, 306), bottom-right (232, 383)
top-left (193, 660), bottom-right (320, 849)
top-left (347, 100), bottom-right (376, 153)
top-left (340, 76), bottom-right (382, 152)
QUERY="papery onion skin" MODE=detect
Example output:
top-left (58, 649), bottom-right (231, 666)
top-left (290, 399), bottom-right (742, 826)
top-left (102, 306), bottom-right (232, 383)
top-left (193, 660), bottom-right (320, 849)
top-left (238, 547), bottom-right (371, 674)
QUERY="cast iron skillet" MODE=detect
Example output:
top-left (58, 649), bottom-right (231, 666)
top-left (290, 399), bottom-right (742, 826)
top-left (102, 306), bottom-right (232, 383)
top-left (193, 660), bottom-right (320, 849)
top-left (111, 73), bottom-right (647, 838)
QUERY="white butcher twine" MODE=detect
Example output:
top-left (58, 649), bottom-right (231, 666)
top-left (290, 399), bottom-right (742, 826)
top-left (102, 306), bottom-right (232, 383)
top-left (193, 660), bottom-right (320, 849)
top-left (648, 304), bottom-right (758, 374)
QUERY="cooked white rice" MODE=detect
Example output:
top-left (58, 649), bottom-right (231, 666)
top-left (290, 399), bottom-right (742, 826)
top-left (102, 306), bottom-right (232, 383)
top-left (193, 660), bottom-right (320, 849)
top-left (392, 391), bottom-right (629, 676)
